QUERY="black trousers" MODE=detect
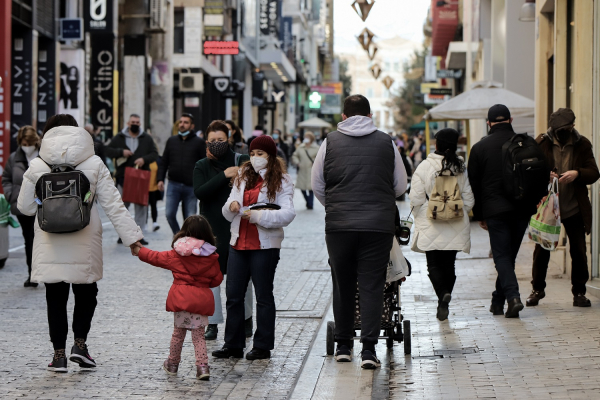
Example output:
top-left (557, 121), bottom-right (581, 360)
top-left (326, 231), bottom-right (393, 350)
top-left (45, 282), bottom-right (98, 350)
top-left (532, 213), bottom-right (589, 295)
top-left (425, 250), bottom-right (458, 302)
top-left (16, 215), bottom-right (36, 277)
top-left (148, 190), bottom-right (160, 223)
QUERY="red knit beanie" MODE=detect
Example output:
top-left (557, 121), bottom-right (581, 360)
top-left (249, 135), bottom-right (277, 156)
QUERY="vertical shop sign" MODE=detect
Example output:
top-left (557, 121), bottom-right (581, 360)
top-left (260, 0), bottom-right (280, 36)
top-left (280, 16), bottom-right (293, 62)
top-left (59, 49), bottom-right (85, 125)
top-left (11, 31), bottom-right (33, 152)
top-left (90, 35), bottom-right (115, 138)
top-left (84, 0), bottom-right (113, 33)
top-left (252, 71), bottom-right (265, 106)
top-left (37, 39), bottom-right (56, 134)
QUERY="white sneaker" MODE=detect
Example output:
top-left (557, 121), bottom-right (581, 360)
top-left (153, 222), bottom-right (160, 232)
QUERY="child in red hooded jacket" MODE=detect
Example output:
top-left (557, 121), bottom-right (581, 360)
top-left (133, 215), bottom-right (223, 380)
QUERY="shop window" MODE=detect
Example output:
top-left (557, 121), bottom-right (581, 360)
top-left (174, 8), bottom-right (185, 54)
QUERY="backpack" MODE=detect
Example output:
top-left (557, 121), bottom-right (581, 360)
top-left (35, 159), bottom-right (95, 233)
top-left (501, 133), bottom-right (550, 204)
top-left (427, 171), bottom-right (464, 220)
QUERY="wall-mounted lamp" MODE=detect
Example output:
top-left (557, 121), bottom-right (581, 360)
top-left (519, 0), bottom-right (535, 22)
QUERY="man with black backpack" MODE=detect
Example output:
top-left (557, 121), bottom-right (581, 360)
top-left (527, 108), bottom-right (599, 308)
top-left (468, 104), bottom-right (548, 318)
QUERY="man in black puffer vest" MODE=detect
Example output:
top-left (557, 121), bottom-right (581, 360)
top-left (312, 95), bottom-right (407, 369)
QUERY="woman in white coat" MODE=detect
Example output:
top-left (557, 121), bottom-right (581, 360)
top-left (17, 114), bottom-right (144, 372)
top-left (212, 135), bottom-right (295, 361)
top-left (410, 128), bottom-right (475, 321)
top-left (291, 131), bottom-right (319, 209)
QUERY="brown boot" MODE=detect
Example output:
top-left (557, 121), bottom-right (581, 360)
top-left (163, 359), bottom-right (179, 375)
top-left (525, 290), bottom-right (545, 306)
top-left (197, 364), bottom-right (210, 381)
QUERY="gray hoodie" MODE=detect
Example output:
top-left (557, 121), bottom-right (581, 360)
top-left (311, 116), bottom-right (408, 206)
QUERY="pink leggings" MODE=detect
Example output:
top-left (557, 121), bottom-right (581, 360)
top-left (168, 327), bottom-right (208, 366)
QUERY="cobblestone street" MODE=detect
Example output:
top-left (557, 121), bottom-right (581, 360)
top-left (3, 195), bottom-right (600, 399)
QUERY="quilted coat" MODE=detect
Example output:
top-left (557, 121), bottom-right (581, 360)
top-left (17, 126), bottom-right (144, 284)
top-left (138, 246), bottom-right (223, 315)
top-left (410, 153), bottom-right (475, 253)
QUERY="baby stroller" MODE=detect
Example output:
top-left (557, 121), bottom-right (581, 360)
top-left (326, 211), bottom-right (412, 355)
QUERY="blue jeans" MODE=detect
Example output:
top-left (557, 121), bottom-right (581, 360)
top-left (224, 247), bottom-right (280, 350)
top-left (166, 181), bottom-right (197, 234)
top-left (487, 217), bottom-right (529, 305)
top-left (301, 190), bottom-right (314, 209)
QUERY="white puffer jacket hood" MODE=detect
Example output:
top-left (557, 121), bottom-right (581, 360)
top-left (17, 126), bottom-right (144, 284)
top-left (409, 153), bottom-right (475, 254)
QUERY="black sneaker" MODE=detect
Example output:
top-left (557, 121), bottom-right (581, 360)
top-left (334, 345), bottom-right (352, 362)
top-left (140, 239), bottom-right (149, 245)
top-left (117, 238), bottom-right (123, 244)
top-left (24, 278), bottom-right (38, 288)
top-left (69, 344), bottom-right (97, 368)
top-left (245, 317), bottom-right (253, 338)
top-left (47, 356), bottom-right (68, 373)
top-left (212, 347), bottom-right (244, 359)
top-left (360, 350), bottom-right (381, 369)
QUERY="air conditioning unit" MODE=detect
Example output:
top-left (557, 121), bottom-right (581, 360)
top-left (179, 73), bottom-right (204, 93)
top-left (149, 0), bottom-right (167, 32)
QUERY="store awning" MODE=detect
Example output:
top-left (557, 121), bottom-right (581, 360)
top-left (410, 121), bottom-right (437, 131)
top-left (298, 117), bottom-right (332, 128)
top-left (445, 42), bottom-right (478, 70)
top-left (200, 56), bottom-right (224, 77)
top-left (259, 49), bottom-right (296, 84)
top-left (431, 0), bottom-right (459, 57)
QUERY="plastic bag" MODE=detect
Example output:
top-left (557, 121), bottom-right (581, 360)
top-left (387, 237), bottom-right (409, 282)
top-left (528, 178), bottom-right (561, 251)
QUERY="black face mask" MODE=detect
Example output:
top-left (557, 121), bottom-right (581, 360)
top-left (130, 124), bottom-right (140, 134)
top-left (556, 128), bottom-right (571, 143)
top-left (207, 140), bottom-right (230, 158)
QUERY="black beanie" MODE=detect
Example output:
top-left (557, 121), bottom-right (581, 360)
top-left (435, 128), bottom-right (459, 147)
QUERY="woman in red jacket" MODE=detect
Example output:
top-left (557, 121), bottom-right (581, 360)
top-left (133, 215), bottom-right (223, 380)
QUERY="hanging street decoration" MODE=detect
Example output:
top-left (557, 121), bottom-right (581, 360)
top-left (370, 64), bottom-right (382, 79)
top-left (351, 0), bottom-right (376, 22)
top-left (357, 28), bottom-right (376, 51)
top-left (367, 43), bottom-right (378, 61)
top-left (382, 76), bottom-right (395, 90)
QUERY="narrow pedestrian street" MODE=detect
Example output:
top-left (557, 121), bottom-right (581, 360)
top-left (2, 194), bottom-right (600, 399)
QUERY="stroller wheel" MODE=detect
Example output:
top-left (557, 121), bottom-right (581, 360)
top-left (386, 329), bottom-right (394, 349)
top-left (403, 320), bottom-right (411, 355)
top-left (326, 321), bottom-right (335, 356)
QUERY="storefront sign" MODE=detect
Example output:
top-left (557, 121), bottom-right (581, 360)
top-left (84, 0), bottom-right (113, 33)
top-left (60, 18), bottom-right (83, 40)
top-left (204, 0), bottom-right (225, 36)
top-left (59, 49), bottom-right (85, 126)
top-left (37, 39), bottom-right (56, 133)
top-left (437, 69), bottom-right (463, 79)
top-left (252, 71), bottom-right (265, 106)
top-left (203, 41), bottom-right (239, 55)
top-left (430, 88), bottom-right (452, 96)
top-left (89, 35), bottom-right (115, 138)
top-left (260, 0), bottom-right (280, 37)
top-left (280, 17), bottom-right (293, 62)
top-left (11, 32), bottom-right (33, 152)
top-left (214, 77), bottom-right (230, 92)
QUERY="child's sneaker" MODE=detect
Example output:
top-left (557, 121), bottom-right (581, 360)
top-left (196, 364), bottom-right (210, 381)
top-left (163, 360), bottom-right (179, 375)
top-left (47, 356), bottom-right (68, 373)
top-left (69, 344), bottom-right (96, 368)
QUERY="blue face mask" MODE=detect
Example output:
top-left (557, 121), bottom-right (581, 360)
top-left (273, 134), bottom-right (279, 140)
top-left (179, 130), bottom-right (190, 137)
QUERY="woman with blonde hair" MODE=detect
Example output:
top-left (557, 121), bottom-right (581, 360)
top-left (2, 125), bottom-right (41, 287)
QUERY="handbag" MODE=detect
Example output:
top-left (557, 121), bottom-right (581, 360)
top-left (122, 166), bottom-right (151, 206)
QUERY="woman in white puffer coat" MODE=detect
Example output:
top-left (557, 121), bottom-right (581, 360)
top-left (410, 128), bottom-right (475, 321)
top-left (17, 114), bottom-right (144, 373)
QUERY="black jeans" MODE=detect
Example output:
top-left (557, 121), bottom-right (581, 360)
top-left (45, 282), bottom-right (98, 350)
top-left (148, 190), bottom-right (160, 223)
top-left (17, 215), bottom-right (36, 277)
top-left (487, 217), bottom-right (529, 306)
top-left (425, 250), bottom-right (458, 302)
top-left (224, 247), bottom-right (280, 350)
top-left (301, 190), bottom-right (314, 209)
top-left (532, 213), bottom-right (589, 295)
top-left (326, 231), bottom-right (393, 350)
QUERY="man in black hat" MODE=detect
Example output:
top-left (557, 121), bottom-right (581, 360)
top-left (526, 108), bottom-right (599, 307)
top-left (468, 104), bottom-right (531, 318)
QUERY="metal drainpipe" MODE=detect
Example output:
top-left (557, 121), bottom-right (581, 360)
top-left (591, 0), bottom-right (600, 279)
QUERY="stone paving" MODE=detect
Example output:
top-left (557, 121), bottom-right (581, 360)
top-left (0, 188), bottom-right (330, 400)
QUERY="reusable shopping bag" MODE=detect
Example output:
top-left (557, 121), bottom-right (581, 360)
top-left (122, 166), bottom-right (151, 206)
top-left (387, 237), bottom-right (410, 282)
top-left (528, 178), bottom-right (561, 251)
top-left (0, 195), bottom-right (19, 228)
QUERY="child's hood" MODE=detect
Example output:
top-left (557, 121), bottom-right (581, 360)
top-left (173, 237), bottom-right (216, 257)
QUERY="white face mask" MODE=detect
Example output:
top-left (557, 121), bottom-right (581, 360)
top-left (21, 145), bottom-right (37, 156)
top-left (303, 138), bottom-right (310, 144)
top-left (250, 156), bottom-right (269, 173)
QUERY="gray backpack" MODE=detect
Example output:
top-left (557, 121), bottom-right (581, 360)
top-left (35, 159), bottom-right (95, 233)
